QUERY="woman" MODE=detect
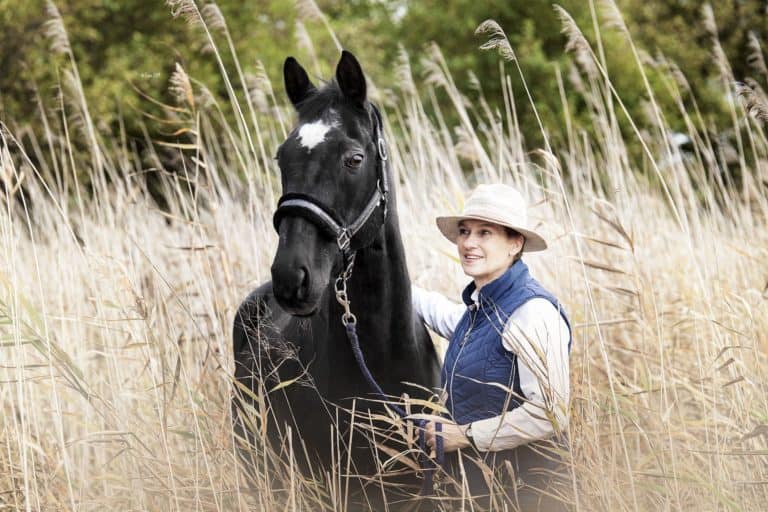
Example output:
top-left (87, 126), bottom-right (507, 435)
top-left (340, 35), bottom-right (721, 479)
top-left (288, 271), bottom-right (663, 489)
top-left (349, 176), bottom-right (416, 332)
top-left (412, 184), bottom-right (572, 510)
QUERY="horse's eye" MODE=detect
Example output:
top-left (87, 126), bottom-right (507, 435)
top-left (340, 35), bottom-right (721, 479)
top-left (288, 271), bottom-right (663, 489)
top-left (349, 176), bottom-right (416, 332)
top-left (344, 153), bottom-right (365, 169)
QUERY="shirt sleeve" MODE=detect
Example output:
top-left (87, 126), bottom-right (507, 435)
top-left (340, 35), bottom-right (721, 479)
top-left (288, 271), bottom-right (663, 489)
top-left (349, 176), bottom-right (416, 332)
top-left (470, 298), bottom-right (571, 452)
top-left (411, 284), bottom-right (466, 340)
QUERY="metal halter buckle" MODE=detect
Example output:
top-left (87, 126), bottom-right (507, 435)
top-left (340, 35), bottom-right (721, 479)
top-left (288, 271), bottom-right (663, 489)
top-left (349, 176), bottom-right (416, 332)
top-left (337, 229), bottom-right (351, 251)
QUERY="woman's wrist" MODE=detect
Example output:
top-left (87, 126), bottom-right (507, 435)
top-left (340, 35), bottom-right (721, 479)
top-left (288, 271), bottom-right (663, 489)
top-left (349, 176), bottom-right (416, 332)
top-left (462, 423), bottom-right (478, 450)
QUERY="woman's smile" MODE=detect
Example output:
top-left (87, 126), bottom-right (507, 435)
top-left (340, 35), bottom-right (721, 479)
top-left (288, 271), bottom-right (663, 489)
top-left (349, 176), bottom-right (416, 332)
top-left (462, 253), bottom-right (483, 264)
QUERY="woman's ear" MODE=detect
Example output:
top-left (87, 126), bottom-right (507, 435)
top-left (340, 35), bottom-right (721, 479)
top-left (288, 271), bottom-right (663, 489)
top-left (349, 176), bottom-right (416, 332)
top-left (509, 234), bottom-right (524, 259)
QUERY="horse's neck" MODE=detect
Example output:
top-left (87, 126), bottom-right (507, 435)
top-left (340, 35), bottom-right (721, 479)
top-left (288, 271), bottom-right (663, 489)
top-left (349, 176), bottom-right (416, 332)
top-left (346, 212), bottom-right (415, 346)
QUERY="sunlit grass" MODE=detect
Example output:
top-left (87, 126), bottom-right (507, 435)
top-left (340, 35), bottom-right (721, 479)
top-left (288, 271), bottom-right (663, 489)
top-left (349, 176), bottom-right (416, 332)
top-left (1, 0), bottom-right (767, 510)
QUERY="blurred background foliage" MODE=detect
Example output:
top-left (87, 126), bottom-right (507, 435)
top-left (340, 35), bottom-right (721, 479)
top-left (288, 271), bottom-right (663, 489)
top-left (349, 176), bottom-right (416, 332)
top-left (1, 0), bottom-right (767, 180)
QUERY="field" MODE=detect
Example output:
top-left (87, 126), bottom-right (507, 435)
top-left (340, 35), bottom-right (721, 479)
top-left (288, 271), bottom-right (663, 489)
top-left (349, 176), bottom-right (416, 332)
top-left (1, 2), bottom-right (767, 511)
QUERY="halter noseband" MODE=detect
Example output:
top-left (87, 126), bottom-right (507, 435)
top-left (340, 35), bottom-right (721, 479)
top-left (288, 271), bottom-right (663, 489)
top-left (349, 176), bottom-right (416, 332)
top-left (272, 105), bottom-right (390, 260)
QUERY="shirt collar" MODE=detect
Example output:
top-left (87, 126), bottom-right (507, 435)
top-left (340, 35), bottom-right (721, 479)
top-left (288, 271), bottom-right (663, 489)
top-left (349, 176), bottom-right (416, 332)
top-left (461, 260), bottom-right (530, 307)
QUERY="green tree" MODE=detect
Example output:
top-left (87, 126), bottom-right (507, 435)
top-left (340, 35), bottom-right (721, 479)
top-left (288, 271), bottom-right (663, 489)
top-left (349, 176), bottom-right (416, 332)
top-left (3, 0), bottom-right (768, 185)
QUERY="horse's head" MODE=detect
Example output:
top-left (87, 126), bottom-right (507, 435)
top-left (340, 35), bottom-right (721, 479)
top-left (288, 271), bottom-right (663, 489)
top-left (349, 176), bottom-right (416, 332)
top-left (271, 51), bottom-right (389, 316)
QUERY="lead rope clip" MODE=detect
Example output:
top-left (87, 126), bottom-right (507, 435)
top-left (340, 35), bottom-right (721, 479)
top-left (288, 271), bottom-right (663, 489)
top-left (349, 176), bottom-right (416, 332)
top-left (334, 276), bottom-right (357, 326)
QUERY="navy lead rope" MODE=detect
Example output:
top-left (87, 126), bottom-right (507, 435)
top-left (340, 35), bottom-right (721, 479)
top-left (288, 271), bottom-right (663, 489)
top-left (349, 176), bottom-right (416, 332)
top-left (343, 322), bottom-right (444, 495)
top-left (336, 270), bottom-right (444, 496)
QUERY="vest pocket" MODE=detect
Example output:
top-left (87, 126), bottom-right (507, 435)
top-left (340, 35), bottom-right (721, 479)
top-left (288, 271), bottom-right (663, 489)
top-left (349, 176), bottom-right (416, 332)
top-left (483, 352), bottom-right (521, 416)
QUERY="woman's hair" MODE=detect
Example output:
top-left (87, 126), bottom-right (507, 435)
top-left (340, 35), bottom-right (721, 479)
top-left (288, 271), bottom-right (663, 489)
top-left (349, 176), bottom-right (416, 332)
top-left (504, 227), bottom-right (525, 263)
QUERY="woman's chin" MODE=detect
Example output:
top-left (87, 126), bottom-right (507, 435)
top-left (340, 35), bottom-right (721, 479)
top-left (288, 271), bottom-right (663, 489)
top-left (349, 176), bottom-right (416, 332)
top-left (461, 265), bottom-right (483, 278)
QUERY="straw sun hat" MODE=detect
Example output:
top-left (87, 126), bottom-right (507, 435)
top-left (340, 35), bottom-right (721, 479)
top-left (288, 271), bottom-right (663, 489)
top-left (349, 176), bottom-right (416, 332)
top-left (436, 184), bottom-right (547, 252)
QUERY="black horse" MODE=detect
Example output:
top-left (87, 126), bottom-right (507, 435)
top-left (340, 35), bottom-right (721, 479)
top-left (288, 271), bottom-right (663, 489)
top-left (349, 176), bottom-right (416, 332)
top-left (233, 51), bottom-right (440, 504)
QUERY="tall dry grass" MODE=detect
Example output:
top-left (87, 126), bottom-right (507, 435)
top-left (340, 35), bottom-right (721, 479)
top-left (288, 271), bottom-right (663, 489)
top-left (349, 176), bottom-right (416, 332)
top-left (1, 0), bottom-right (767, 510)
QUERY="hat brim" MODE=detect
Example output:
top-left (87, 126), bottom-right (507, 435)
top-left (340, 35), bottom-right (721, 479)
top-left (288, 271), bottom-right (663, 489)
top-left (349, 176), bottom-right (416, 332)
top-left (435, 215), bottom-right (548, 252)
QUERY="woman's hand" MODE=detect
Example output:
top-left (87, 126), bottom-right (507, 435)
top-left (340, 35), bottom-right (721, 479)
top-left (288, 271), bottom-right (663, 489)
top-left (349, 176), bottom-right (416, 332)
top-left (410, 414), bottom-right (472, 453)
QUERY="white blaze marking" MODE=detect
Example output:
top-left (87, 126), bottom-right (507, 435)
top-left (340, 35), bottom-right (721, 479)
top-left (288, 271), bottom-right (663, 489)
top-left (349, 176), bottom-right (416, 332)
top-left (297, 119), bottom-right (335, 150)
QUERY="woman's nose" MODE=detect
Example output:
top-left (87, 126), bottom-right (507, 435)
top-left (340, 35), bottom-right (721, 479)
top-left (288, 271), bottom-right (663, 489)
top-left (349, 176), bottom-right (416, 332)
top-left (461, 234), bottom-right (478, 249)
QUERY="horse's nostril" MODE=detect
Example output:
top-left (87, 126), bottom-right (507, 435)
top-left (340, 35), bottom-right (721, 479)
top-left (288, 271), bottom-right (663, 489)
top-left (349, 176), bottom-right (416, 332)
top-left (271, 262), bottom-right (312, 307)
top-left (295, 267), bottom-right (310, 301)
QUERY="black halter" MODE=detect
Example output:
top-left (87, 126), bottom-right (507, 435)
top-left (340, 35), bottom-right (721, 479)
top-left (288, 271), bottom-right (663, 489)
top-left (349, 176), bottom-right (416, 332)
top-left (272, 105), bottom-right (390, 265)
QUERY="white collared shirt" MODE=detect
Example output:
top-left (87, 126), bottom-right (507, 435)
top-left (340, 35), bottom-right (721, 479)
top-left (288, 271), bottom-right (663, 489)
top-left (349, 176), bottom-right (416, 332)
top-left (412, 285), bottom-right (570, 452)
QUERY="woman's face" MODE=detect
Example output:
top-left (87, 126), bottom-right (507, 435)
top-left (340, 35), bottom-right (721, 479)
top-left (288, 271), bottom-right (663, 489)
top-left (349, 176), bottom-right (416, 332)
top-left (456, 219), bottom-right (524, 289)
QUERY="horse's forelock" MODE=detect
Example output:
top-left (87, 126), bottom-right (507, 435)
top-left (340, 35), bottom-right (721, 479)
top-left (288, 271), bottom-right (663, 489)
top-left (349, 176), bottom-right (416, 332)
top-left (296, 80), bottom-right (372, 126)
top-left (295, 81), bottom-right (341, 119)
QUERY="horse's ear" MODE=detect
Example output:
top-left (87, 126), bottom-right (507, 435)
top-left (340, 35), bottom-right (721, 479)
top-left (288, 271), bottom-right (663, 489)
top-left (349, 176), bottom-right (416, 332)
top-left (284, 57), bottom-right (316, 107)
top-left (336, 50), bottom-right (366, 106)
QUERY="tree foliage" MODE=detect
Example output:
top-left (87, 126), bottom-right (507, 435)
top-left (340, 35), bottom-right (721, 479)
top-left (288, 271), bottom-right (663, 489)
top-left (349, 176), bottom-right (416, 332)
top-left (1, 0), bottom-right (767, 180)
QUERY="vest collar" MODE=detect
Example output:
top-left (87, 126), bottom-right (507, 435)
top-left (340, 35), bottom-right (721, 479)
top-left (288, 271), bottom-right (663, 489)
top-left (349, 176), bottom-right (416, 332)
top-left (461, 259), bottom-right (530, 306)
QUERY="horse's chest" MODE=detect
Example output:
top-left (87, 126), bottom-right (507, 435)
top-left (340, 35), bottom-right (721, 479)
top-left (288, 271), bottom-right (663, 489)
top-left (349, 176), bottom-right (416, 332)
top-left (275, 321), bottom-right (395, 402)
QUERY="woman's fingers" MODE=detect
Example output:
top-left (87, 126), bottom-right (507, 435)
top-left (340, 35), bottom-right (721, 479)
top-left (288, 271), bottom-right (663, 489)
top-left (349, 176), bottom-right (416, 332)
top-left (410, 418), bottom-right (453, 456)
top-left (425, 421), bottom-right (436, 457)
top-left (425, 420), bottom-right (435, 449)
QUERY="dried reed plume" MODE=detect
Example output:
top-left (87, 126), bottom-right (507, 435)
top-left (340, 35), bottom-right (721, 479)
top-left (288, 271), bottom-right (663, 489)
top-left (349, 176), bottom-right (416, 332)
top-left (656, 53), bottom-right (692, 94)
top-left (295, 0), bottom-right (323, 22)
top-left (252, 61), bottom-right (273, 97)
top-left (553, 5), bottom-right (598, 78)
top-left (599, 0), bottom-right (628, 33)
top-left (294, 20), bottom-right (318, 68)
top-left (475, 19), bottom-right (516, 62)
top-left (166, 0), bottom-right (203, 28)
top-left (295, 0), bottom-right (342, 51)
top-left (701, 3), bottom-right (717, 39)
top-left (735, 80), bottom-right (768, 122)
top-left (44, 1), bottom-right (71, 55)
top-left (420, 45), bottom-right (450, 90)
top-left (701, 3), bottom-right (733, 82)
top-left (746, 31), bottom-right (768, 80)
top-left (394, 45), bottom-right (417, 96)
top-left (244, 75), bottom-right (269, 113)
top-left (201, 2), bottom-right (226, 33)
top-left (169, 62), bottom-right (195, 108)
top-left (244, 61), bottom-right (274, 113)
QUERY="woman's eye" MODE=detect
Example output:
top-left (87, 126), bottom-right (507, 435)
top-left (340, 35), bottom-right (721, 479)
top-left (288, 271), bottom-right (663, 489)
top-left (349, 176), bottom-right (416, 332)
top-left (481, 230), bottom-right (491, 236)
top-left (344, 153), bottom-right (364, 169)
top-left (458, 228), bottom-right (470, 236)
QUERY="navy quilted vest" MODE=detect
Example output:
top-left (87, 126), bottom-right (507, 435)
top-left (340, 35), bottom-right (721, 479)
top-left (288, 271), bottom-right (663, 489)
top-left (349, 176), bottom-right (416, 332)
top-left (441, 260), bottom-right (572, 425)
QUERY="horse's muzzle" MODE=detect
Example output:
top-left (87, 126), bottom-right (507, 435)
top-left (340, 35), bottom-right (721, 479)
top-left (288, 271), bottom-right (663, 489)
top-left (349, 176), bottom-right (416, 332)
top-left (271, 262), bottom-right (318, 315)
